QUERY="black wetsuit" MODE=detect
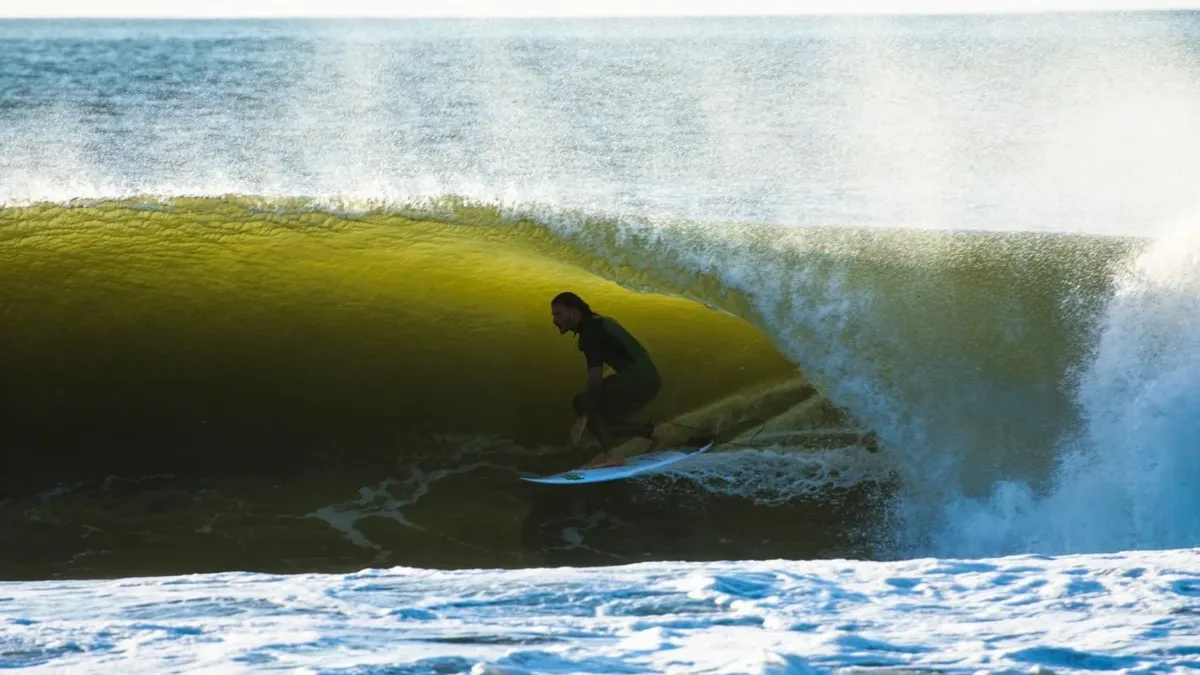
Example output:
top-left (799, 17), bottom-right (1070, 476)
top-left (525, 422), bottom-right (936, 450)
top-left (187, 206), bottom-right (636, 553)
top-left (571, 313), bottom-right (661, 450)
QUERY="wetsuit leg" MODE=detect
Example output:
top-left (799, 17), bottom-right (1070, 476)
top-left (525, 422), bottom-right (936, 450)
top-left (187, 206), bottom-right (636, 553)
top-left (572, 369), bottom-right (661, 450)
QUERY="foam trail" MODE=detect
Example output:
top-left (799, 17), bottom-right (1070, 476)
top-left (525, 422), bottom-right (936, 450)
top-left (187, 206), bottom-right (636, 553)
top-left (934, 216), bottom-right (1200, 557)
top-left (660, 446), bottom-right (889, 507)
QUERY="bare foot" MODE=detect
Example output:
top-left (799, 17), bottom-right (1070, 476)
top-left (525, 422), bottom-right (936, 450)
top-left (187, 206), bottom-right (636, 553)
top-left (590, 450), bottom-right (625, 468)
top-left (643, 423), bottom-right (675, 453)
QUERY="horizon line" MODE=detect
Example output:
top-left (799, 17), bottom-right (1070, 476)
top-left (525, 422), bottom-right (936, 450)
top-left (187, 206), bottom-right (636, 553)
top-left (4, 8), bottom-right (1198, 20)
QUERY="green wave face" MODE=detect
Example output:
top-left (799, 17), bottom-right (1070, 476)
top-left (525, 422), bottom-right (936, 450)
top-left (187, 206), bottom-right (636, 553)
top-left (0, 197), bottom-right (806, 481)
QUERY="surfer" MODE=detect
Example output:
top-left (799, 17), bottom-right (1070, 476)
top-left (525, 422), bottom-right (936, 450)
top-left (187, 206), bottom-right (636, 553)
top-left (551, 291), bottom-right (664, 467)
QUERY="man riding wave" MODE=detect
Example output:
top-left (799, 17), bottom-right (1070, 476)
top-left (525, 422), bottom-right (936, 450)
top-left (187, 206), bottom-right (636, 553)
top-left (550, 292), bottom-right (665, 467)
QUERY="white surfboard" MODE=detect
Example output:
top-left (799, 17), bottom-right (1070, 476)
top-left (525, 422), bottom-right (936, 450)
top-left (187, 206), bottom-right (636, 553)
top-left (521, 442), bottom-right (715, 485)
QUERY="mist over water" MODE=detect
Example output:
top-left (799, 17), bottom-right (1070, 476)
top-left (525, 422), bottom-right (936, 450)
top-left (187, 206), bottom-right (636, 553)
top-left (3, 14), bottom-right (1199, 234)
top-left (2, 13), bottom-right (1199, 569)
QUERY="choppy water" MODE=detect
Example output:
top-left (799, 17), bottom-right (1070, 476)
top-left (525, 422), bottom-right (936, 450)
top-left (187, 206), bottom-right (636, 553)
top-left (4, 549), bottom-right (1199, 673)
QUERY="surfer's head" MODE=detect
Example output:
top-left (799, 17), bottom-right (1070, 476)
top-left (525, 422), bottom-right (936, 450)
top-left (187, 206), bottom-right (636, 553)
top-left (551, 291), bottom-right (593, 334)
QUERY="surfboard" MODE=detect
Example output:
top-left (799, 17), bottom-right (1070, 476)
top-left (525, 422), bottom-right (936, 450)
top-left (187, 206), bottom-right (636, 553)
top-left (521, 442), bottom-right (715, 485)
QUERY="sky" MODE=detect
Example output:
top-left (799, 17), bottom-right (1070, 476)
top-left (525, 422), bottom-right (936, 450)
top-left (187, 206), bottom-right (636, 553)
top-left (2, 0), bottom-right (1197, 19)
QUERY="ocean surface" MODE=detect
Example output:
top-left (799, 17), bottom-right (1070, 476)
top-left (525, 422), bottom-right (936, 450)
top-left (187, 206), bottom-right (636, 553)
top-left (1, 12), bottom-right (1198, 673)
top-left (3, 550), bottom-right (1199, 674)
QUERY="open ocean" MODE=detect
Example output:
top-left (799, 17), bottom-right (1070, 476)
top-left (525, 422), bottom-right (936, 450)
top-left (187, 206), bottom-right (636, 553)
top-left (1, 12), bottom-right (1198, 673)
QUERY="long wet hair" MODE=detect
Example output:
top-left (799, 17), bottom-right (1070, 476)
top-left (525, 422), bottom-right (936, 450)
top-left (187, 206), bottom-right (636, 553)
top-left (551, 291), bottom-right (594, 318)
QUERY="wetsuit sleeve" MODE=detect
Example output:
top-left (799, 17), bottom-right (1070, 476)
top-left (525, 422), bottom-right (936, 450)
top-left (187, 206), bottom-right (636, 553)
top-left (578, 326), bottom-right (605, 370)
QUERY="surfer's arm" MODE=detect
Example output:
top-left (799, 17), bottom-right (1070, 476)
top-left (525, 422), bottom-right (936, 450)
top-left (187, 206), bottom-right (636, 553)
top-left (570, 369), bottom-right (601, 445)
top-left (580, 331), bottom-right (606, 399)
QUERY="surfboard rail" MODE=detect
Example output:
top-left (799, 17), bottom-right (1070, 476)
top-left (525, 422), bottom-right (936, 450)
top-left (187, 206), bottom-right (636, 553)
top-left (521, 442), bottom-right (715, 485)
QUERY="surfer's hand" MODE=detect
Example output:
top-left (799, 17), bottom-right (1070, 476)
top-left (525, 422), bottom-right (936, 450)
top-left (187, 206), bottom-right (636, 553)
top-left (570, 415), bottom-right (588, 444)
